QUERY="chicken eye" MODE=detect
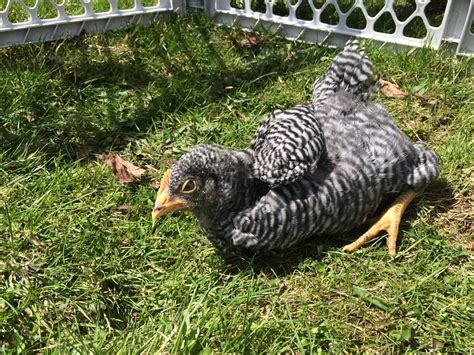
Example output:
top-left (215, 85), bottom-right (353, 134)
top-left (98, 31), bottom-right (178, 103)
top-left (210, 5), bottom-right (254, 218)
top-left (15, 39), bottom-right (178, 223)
top-left (180, 179), bottom-right (197, 194)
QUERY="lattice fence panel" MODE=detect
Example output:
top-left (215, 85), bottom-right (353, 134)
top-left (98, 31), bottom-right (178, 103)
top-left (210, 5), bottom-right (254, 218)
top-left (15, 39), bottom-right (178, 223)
top-left (0, 0), bottom-right (472, 55)
top-left (0, 0), bottom-right (181, 46)
top-left (203, 0), bottom-right (473, 55)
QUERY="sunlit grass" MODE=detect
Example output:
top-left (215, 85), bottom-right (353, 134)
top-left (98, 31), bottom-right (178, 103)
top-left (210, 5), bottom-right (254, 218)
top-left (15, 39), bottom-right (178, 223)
top-left (0, 14), bottom-right (472, 353)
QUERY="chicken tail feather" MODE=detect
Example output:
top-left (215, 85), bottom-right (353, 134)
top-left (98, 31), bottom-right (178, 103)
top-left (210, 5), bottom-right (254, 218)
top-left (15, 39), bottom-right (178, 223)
top-left (312, 39), bottom-right (382, 105)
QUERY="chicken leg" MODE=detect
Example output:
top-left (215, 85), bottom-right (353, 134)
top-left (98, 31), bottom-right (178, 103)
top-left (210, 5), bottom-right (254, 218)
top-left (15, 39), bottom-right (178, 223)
top-left (343, 191), bottom-right (417, 256)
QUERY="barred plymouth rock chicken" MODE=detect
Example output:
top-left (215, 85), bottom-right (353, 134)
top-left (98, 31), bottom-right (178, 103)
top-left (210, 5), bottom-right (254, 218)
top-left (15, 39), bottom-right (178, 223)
top-left (152, 40), bottom-right (439, 256)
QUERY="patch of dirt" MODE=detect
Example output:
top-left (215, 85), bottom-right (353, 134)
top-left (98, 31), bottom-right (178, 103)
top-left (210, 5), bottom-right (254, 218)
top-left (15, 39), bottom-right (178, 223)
top-left (432, 181), bottom-right (474, 249)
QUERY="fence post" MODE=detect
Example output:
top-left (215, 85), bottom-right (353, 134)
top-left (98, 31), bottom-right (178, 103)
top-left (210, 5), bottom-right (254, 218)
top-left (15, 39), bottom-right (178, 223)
top-left (440, 0), bottom-right (474, 55)
top-left (456, 1), bottom-right (474, 55)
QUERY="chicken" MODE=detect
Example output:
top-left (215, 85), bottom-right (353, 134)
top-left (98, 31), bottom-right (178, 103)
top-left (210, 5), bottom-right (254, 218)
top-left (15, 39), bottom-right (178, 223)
top-left (152, 40), bottom-right (439, 257)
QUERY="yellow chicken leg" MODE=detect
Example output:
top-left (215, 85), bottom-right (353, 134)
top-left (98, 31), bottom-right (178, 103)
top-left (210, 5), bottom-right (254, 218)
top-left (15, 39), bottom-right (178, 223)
top-left (343, 191), bottom-right (417, 256)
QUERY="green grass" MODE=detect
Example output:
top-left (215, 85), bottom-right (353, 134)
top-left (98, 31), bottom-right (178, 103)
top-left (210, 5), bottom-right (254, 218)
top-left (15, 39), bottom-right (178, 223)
top-left (1, 14), bottom-right (473, 353)
top-left (3, 0), bottom-right (446, 39)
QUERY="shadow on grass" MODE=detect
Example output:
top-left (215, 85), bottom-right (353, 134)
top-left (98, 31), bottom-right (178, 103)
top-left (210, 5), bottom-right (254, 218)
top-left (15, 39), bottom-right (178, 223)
top-left (220, 178), bottom-right (455, 277)
top-left (0, 15), bottom-right (329, 165)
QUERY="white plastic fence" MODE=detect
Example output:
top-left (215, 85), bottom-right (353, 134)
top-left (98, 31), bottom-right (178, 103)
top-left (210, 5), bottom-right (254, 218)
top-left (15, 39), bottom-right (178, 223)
top-left (0, 0), bottom-right (473, 55)
top-left (0, 0), bottom-right (184, 47)
top-left (203, 0), bottom-right (474, 55)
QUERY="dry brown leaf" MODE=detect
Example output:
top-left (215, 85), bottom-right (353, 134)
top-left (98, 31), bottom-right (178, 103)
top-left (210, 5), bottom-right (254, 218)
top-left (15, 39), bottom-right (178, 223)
top-left (116, 204), bottom-right (130, 212)
top-left (467, 241), bottom-right (474, 251)
top-left (236, 112), bottom-right (251, 122)
top-left (118, 238), bottom-right (132, 246)
top-left (100, 153), bottom-right (145, 184)
top-left (380, 80), bottom-right (407, 98)
top-left (238, 34), bottom-right (263, 49)
top-left (23, 114), bottom-right (34, 122)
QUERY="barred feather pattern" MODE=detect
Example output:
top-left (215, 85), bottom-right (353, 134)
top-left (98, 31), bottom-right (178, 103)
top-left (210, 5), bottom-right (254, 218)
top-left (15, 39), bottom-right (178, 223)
top-left (250, 104), bottom-right (325, 187)
top-left (312, 39), bottom-right (383, 106)
top-left (197, 98), bottom-right (438, 255)
top-left (166, 40), bottom-right (439, 256)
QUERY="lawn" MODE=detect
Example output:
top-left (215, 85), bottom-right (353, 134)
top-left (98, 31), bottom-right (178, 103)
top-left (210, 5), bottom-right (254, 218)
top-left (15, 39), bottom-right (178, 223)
top-left (1, 14), bottom-right (473, 353)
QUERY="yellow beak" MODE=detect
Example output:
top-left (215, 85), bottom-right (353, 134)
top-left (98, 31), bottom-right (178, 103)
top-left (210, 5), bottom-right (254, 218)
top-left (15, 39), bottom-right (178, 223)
top-left (152, 169), bottom-right (189, 222)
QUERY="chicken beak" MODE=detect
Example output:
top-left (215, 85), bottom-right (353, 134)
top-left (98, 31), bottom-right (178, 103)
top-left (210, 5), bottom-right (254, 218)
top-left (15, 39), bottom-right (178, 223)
top-left (152, 194), bottom-right (189, 221)
top-left (152, 169), bottom-right (189, 223)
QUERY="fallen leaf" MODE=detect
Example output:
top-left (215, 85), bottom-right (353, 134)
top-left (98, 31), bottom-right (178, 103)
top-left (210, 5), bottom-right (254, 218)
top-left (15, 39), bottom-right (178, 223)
top-left (237, 34), bottom-right (263, 49)
top-left (467, 241), bottom-right (474, 250)
top-left (100, 153), bottom-right (145, 184)
top-left (116, 204), bottom-right (129, 212)
top-left (23, 114), bottom-right (34, 122)
top-left (380, 80), bottom-right (407, 98)
top-left (118, 238), bottom-right (131, 246)
top-left (236, 112), bottom-right (251, 122)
